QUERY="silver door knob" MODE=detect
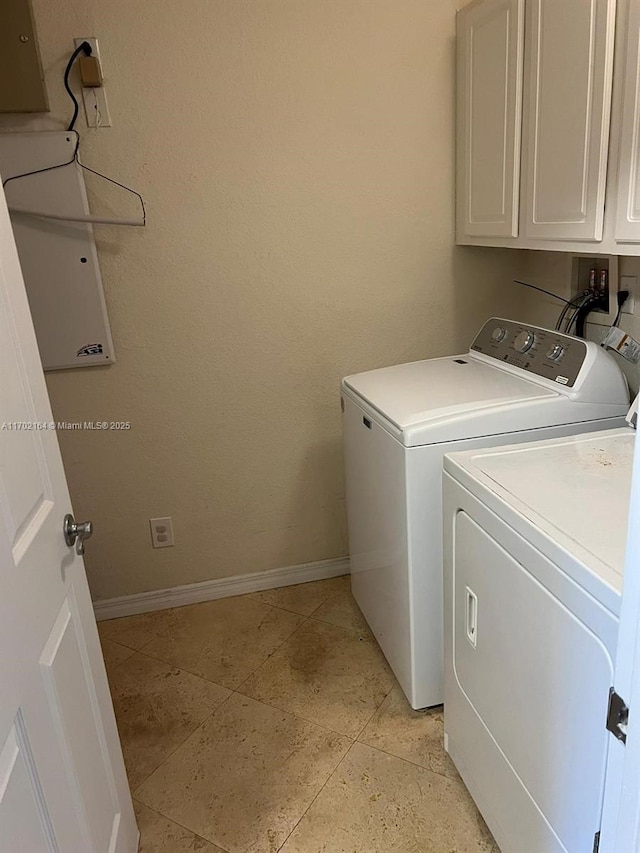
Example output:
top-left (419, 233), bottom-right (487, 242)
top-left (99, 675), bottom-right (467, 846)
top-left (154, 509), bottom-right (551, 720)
top-left (63, 513), bottom-right (93, 556)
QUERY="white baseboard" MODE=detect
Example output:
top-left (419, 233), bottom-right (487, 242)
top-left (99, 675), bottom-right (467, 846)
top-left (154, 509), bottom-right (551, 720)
top-left (93, 556), bottom-right (350, 621)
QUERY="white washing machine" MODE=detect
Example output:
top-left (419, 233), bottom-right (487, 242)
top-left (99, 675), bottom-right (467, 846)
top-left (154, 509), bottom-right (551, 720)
top-left (342, 318), bottom-right (629, 710)
top-left (442, 422), bottom-right (636, 853)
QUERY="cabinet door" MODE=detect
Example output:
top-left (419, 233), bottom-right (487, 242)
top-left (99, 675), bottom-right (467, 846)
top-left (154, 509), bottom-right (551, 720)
top-left (456, 0), bottom-right (524, 240)
top-left (521, 0), bottom-right (616, 241)
top-left (615, 0), bottom-right (640, 242)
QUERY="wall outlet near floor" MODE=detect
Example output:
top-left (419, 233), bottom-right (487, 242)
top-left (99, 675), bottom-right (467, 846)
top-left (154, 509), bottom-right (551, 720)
top-left (149, 516), bottom-right (174, 548)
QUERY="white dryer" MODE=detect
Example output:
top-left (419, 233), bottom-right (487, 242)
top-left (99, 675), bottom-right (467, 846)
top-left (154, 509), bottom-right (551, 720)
top-left (442, 425), bottom-right (635, 853)
top-left (342, 318), bottom-right (629, 710)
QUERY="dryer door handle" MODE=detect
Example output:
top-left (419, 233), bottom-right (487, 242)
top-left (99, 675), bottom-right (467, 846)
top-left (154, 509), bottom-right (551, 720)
top-left (465, 586), bottom-right (478, 648)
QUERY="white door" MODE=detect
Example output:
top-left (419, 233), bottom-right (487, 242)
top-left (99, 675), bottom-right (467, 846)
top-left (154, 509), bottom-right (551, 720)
top-left (0, 181), bottom-right (137, 850)
top-left (600, 425), bottom-right (640, 853)
top-left (521, 0), bottom-right (616, 242)
top-left (456, 0), bottom-right (524, 240)
top-left (614, 0), bottom-right (640, 244)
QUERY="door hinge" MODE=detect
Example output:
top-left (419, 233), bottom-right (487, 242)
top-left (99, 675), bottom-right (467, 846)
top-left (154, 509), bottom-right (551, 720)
top-left (593, 830), bottom-right (600, 853)
top-left (606, 687), bottom-right (629, 744)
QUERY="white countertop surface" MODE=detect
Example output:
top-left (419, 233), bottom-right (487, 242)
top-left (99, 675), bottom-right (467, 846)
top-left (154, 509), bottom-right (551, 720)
top-left (445, 428), bottom-right (635, 596)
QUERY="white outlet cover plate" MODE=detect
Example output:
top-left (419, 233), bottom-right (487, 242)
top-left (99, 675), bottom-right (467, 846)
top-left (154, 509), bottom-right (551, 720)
top-left (150, 517), bottom-right (174, 548)
top-left (621, 276), bottom-right (637, 315)
top-left (73, 38), bottom-right (112, 127)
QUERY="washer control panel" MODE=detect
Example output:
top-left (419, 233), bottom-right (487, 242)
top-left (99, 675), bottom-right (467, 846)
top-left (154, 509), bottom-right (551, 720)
top-left (471, 319), bottom-right (588, 387)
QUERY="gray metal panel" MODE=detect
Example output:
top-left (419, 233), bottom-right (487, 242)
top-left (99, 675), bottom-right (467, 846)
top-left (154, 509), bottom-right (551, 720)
top-left (472, 317), bottom-right (587, 387)
top-left (0, 0), bottom-right (48, 113)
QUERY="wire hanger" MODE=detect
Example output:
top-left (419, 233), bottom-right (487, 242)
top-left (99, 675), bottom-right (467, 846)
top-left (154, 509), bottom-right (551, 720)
top-left (2, 43), bottom-right (146, 227)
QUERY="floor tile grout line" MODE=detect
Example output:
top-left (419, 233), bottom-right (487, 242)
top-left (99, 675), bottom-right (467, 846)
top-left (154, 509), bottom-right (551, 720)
top-left (232, 611), bottom-right (378, 699)
top-left (352, 682), bottom-right (397, 742)
top-left (133, 687), bottom-right (355, 850)
top-left (101, 648), bottom-right (136, 676)
top-left (131, 690), bottom-right (235, 797)
top-left (306, 586), bottom-right (350, 621)
top-left (250, 589), bottom-right (367, 636)
top-left (99, 634), bottom-right (139, 655)
top-left (231, 612), bottom-right (313, 694)
top-left (233, 669), bottom-right (395, 741)
top-left (247, 592), bottom-right (335, 620)
top-left (350, 738), bottom-right (464, 785)
top-left (232, 654), bottom-right (396, 742)
top-left (110, 644), bottom-right (235, 692)
top-left (304, 611), bottom-right (372, 637)
top-left (275, 736), bottom-right (469, 852)
top-left (352, 693), bottom-right (459, 780)
top-left (230, 687), bottom-right (359, 740)
top-left (105, 591), bottom-right (414, 847)
top-left (100, 633), bottom-right (150, 655)
top-left (131, 685), bottom-right (353, 852)
top-left (117, 643), bottom-right (212, 681)
top-left (128, 601), bottom-right (309, 692)
top-left (131, 694), bottom-right (464, 852)
top-left (276, 737), bottom-right (361, 852)
top-left (104, 614), bottom-right (372, 692)
top-left (108, 599), bottom-right (469, 850)
top-left (132, 798), bottom-right (233, 853)
top-left (105, 600), bottom-right (391, 745)
top-left (129, 646), bottom-right (366, 798)
top-left (232, 614), bottom-right (395, 740)
top-left (250, 577), bottom-right (348, 614)
top-left (101, 585), bottom-right (364, 675)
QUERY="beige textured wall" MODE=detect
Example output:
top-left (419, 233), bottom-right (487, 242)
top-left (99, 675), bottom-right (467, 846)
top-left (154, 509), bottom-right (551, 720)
top-left (1, 0), bottom-right (524, 600)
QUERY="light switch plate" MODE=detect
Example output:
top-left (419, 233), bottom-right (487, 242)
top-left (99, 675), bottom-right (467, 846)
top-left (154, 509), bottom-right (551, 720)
top-left (73, 37), bottom-right (112, 127)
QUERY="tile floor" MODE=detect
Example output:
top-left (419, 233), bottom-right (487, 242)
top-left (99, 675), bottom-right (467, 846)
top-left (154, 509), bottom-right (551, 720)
top-left (99, 576), bottom-right (498, 853)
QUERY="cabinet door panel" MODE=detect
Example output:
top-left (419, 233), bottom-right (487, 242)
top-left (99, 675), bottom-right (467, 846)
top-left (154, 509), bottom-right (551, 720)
top-left (615, 0), bottom-right (640, 242)
top-left (522, 0), bottom-right (616, 241)
top-left (456, 0), bottom-right (524, 239)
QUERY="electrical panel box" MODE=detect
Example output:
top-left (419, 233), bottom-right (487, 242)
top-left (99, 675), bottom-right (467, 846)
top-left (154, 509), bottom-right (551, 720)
top-left (0, 131), bottom-right (115, 370)
top-left (0, 0), bottom-right (48, 113)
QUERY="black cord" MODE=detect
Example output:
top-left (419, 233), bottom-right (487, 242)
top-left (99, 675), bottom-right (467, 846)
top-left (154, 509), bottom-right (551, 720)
top-left (569, 295), bottom-right (607, 337)
top-left (612, 290), bottom-right (630, 328)
top-left (3, 44), bottom-right (146, 225)
top-left (64, 41), bottom-right (92, 132)
top-left (555, 291), bottom-right (590, 331)
top-left (513, 280), bottom-right (571, 305)
top-left (563, 293), bottom-right (595, 334)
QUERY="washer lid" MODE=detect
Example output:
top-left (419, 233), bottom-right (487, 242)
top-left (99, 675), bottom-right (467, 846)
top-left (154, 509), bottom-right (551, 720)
top-left (449, 429), bottom-right (634, 596)
top-left (342, 355), bottom-right (556, 432)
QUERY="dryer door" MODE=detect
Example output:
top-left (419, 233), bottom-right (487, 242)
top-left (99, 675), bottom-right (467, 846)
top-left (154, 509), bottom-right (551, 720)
top-left (446, 502), bottom-right (616, 853)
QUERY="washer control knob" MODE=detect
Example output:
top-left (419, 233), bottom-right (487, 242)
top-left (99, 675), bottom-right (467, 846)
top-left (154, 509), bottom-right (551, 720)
top-left (491, 326), bottom-right (508, 343)
top-left (546, 343), bottom-right (565, 362)
top-left (513, 329), bottom-right (535, 353)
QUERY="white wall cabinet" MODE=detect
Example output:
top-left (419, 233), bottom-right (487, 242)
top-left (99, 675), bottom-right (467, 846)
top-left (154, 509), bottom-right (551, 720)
top-left (456, 0), bottom-right (640, 255)
top-left (521, 0), bottom-right (615, 242)
top-left (615, 0), bottom-right (640, 242)
top-left (456, 0), bottom-right (524, 239)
